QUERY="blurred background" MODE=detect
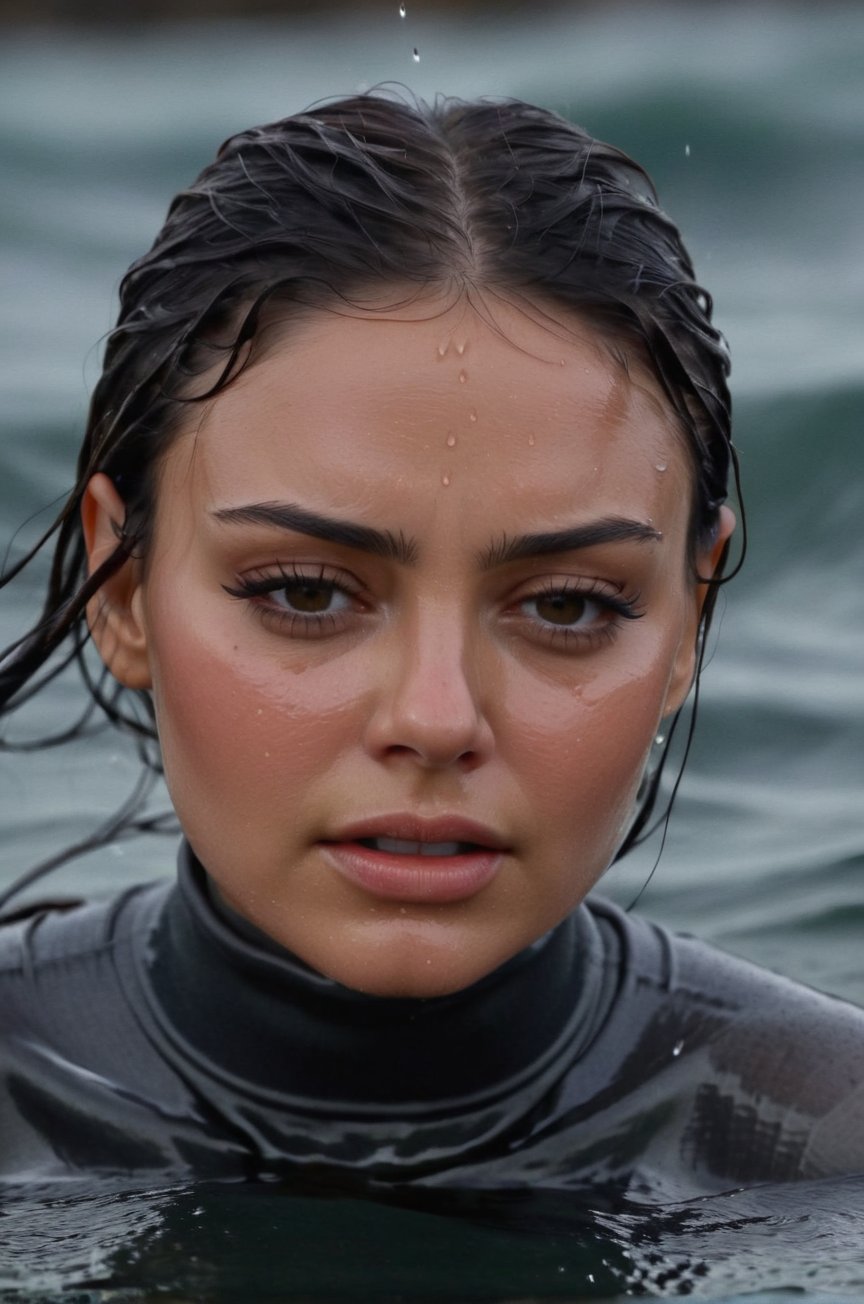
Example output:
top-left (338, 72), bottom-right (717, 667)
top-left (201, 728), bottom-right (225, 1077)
top-left (1, 1), bottom-right (862, 997)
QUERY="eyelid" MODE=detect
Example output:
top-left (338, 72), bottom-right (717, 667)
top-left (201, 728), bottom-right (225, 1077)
top-left (222, 564), bottom-right (368, 640)
top-left (223, 561), bottom-right (364, 597)
top-left (511, 574), bottom-right (644, 615)
top-left (503, 575), bottom-right (645, 652)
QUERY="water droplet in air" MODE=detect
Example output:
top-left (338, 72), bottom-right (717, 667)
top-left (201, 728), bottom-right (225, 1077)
top-left (458, 369), bottom-right (467, 384)
top-left (446, 432), bottom-right (457, 448)
top-left (412, 47), bottom-right (420, 62)
top-left (684, 143), bottom-right (691, 157)
top-left (469, 409), bottom-right (477, 423)
top-left (672, 1039), bottom-right (684, 1057)
top-left (655, 462), bottom-right (667, 472)
top-left (587, 1274), bottom-right (595, 1284)
top-left (527, 432), bottom-right (535, 447)
top-left (655, 734), bottom-right (666, 747)
top-left (398, 1), bottom-right (406, 15)
top-left (441, 473), bottom-right (451, 486)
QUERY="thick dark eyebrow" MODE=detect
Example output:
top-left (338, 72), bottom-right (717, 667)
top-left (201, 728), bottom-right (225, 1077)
top-left (211, 502), bottom-right (418, 565)
top-left (479, 518), bottom-right (662, 569)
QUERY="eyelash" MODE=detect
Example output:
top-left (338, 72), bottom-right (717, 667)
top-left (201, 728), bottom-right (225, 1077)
top-left (222, 564), bottom-right (364, 639)
top-left (511, 578), bottom-right (644, 651)
top-left (222, 567), bottom-right (645, 649)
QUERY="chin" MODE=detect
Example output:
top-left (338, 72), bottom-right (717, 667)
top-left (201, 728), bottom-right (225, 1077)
top-left (315, 926), bottom-right (509, 1000)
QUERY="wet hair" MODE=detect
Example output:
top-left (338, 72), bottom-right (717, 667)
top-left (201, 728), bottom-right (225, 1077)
top-left (0, 92), bottom-right (740, 899)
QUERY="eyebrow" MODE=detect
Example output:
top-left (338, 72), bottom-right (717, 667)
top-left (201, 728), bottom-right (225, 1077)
top-left (478, 518), bottom-right (662, 569)
top-left (212, 502), bottom-right (419, 565)
top-left (211, 502), bottom-right (661, 569)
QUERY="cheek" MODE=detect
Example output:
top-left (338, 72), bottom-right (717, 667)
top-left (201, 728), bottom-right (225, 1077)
top-left (143, 598), bottom-right (372, 821)
top-left (499, 648), bottom-right (674, 843)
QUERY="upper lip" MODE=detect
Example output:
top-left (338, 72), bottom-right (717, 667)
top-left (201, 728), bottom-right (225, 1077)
top-left (325, 815), bottom-right (510, 851)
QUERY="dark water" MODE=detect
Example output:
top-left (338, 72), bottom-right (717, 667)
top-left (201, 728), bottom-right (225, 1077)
top-left (4, 1176), bottom-right (864, 1301)
top-left (1, 4), bottom-right (863, 1300)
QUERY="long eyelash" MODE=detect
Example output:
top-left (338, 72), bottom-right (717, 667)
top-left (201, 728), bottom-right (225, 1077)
top-left (530, 578), bottom-right (645, 621)
top-left (221, 566), bottom-right (356, 641)
top-left (222, 563), bottom-right (335, 602)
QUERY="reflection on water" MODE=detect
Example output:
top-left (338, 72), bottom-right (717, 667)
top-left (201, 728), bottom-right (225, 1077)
top-left (3, 1176), bottom-right (864, 1301)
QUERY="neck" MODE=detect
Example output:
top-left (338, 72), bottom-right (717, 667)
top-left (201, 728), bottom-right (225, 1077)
top-left (143, 841), bottom-right (612, 1114)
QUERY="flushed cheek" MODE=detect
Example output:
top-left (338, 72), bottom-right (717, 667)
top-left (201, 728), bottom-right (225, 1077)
top-left (504, 667), bottom-right (667, 852)
top-left (144, 612), bottom-right (372, 822)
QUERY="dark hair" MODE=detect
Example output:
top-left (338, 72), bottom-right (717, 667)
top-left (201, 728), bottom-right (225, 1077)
top-left (0, 92), bottom-right (739, 896)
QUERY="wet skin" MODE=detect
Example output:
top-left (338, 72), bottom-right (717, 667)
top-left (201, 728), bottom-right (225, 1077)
top-left (84, 296), bottom-right (732, 997)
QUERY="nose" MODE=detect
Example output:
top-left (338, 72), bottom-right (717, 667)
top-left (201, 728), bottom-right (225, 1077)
top-left (363, 608), bottom-right (494, 771)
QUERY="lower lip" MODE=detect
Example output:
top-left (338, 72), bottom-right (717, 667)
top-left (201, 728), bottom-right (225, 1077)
top-left (321, 842), bottom-right (504, 904)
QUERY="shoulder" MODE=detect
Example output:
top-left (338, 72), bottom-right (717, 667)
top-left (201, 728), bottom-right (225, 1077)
top-left (586, 896), bottom-right (864, 1181)
top-left (0, 880), bottom-right (170, 977)
top-left (0, 880), bottom-right (171, 1048)
top-left (588, 892), bottom-right (864, 1031)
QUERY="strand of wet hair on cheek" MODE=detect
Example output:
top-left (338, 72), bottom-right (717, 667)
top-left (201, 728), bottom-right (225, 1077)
top-left (623, 665), bottom-right (703, 913)
top-left (622, 454), bottom-right (746, 910)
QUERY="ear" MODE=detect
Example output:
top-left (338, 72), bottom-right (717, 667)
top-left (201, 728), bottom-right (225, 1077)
top-left (662, 504), bottom-right (736, 719)
top-left (81, 473), bottom-right (152, 690)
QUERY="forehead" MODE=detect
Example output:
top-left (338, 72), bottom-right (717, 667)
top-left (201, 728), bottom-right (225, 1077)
top-left (158, 297), bottom-right (693, 551)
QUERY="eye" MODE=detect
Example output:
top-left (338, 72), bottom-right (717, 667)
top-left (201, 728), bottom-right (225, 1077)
top-left (222, 565), bottom-right (363, 639)
top-left (523, 589), bottom-right (597, 628)
top-left (510, 578), bottom-right (644, 650)
top-left (269, 578), bottom-right (351, 616)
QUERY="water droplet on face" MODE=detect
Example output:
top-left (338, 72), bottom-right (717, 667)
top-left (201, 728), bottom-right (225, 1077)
top-left (527, 432), bottom-right (536, 447)
top-left (456, 341), bottom-right (466, 356)
top-left (655, 462), bottom-right (667, 472)
top-left (446, 432), bottom-right (457, 448)
top-left (559, 358), bottom-right (566, 367)
top-left (412, 47), bottom-right (420, 62)
top-left (436, 341), bottom-right (449, 358)
top-left (458, 369), bottom-right (467, 384)
top-left (672, 1039), bottom-right (684, 1057)
top-left (398, 1), bottom-right (406, 15)
top-left (441, 473), bottom-right (451, 487)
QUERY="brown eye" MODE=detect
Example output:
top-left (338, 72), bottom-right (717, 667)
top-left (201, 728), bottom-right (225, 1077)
top-left (530, 591), bottom-right (589, 627)
top-left (275, 581), bottom-right (346, 615)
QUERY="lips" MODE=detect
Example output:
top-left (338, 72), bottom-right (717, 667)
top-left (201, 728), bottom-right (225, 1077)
top-left (359, 837), bottom-right (480, 857)
top-left (320, 815), bottom-right (509, 903)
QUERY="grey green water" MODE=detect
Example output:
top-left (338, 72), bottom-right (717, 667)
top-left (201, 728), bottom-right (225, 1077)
top-left (1, 4), bottom-right (863, 1299)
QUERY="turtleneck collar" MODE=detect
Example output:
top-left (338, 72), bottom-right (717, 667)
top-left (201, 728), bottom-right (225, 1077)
top-left (141, 842), bottom-right (614, 1118)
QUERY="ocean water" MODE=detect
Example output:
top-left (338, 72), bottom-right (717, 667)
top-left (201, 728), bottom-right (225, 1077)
top-left (0, 4), bottom-right (862, 1299)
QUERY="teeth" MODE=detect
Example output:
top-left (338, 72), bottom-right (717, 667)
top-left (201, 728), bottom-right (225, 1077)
top-left (367, 837), bottom-right (470, 856)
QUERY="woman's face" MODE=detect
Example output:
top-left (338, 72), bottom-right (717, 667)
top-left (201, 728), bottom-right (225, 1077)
top-left (89, 297), bottom-right (729, 997)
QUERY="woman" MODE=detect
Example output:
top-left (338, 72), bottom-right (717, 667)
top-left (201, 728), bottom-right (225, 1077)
top-left (1, 94), bottom-right (862, 1197)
